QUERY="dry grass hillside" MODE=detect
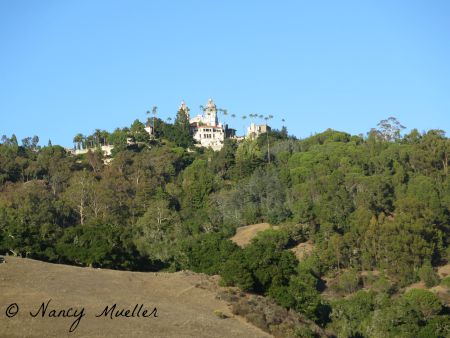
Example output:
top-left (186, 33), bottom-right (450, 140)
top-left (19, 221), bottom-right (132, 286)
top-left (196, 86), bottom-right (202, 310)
top-left (231, 223), bottom-right (315, 262)
top-left (290, 241), bottom-right (315, 261)
top-left (231, 223), bottom-right (273, 247)
top-left (0, 256), bottom-right (271, 338)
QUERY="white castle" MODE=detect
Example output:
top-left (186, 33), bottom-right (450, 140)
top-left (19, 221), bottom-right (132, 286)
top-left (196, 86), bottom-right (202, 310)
top-left (181, 99), bottom-right (236, 151)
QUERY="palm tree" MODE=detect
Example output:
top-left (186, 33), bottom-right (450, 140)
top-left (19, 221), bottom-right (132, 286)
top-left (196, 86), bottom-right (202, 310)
top-left (264, 115), bottom-right (273, 163)
top-left (200, 105), bottom-right (209, 119)
top-left (73, 133), bottom-right (83, 150)
top-left (86, 135), bottom-right (94, 148)
top-left (221, 109), bottom-right (228, 125)
top-left (242, 115), bottom-right (247, 136)
top-left (217, 108), bottom-right (227, 125)
top-left (146, 109), bottom-right (151, 127)
top-left (94, 129), bottom-right (102, 147)
top-left (151, 106), bottom-right (157, 136)
top-left (100, 130), bottom-right (109, 146)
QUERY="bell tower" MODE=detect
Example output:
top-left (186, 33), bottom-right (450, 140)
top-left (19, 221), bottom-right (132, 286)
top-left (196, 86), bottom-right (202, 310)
top-left (179, 100), bottom-right (190, 119)
top-left (205, 98), bottom-right (218, 126)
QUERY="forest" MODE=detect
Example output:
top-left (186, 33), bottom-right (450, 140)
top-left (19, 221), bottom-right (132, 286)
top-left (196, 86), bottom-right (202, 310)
top-left (1, 112), bottom-right (450, 338)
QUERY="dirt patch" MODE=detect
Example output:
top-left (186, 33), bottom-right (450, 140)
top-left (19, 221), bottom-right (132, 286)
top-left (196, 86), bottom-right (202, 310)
top-left (0, 256), bottom-right (271, 338)
top-left (431, 285), bottom-right (450, 306)
top-left (438, 263), bottom-right (450, 278)
top-left (404, 281), bottom-right (428, 292)
top-left (359, 270), bottom-right (380, 277)
top-left (231, 223), bottom-right (272, 247)
top-left (290, 241), bottom-right (314, 261)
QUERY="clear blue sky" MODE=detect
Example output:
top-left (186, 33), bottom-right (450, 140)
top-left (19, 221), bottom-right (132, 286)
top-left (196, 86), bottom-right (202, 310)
top-left (1, 0), bottom-right (449, 146)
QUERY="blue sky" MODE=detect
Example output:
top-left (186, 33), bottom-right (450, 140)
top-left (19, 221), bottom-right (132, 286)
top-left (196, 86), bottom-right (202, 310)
top-left (1, 0), bottom-right (449, 147)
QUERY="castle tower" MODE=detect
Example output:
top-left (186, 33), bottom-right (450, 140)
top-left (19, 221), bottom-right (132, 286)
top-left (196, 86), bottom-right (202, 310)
top-left (205, 98), bottom-right (218, 126)
top-left (179, 100), bottom-right (190, 119)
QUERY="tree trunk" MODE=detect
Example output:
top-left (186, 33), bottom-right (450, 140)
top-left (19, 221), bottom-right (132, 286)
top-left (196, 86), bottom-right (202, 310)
top-left (79, 198), bottom-right (85, 225)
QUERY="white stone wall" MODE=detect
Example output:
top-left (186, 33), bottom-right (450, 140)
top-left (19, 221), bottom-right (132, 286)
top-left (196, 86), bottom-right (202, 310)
top-left (74, 145), bottom-right (114, 156)
top-left (144, 125), bottom-right (153, 135)
top-left (193, 126), bottom-right (225, 151)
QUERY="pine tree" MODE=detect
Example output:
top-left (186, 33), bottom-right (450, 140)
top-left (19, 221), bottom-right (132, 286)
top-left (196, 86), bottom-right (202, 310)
top-left (174, 108), bottom-right (194, 148)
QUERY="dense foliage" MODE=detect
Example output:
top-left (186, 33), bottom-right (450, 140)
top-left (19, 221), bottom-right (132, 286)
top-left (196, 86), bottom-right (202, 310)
top-left (1, 116), bottom-right (450, 337)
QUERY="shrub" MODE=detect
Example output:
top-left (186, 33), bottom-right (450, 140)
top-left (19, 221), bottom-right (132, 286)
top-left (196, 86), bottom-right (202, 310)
top-left (179, 232), bottom-right (239, 275)
top-left (418, 263), bottom-right (440, 288)
top-left (293, 326), bottom-right (315, 338)
top-left (337, 270), bottom-right (360, 294)
top-left (245, 313), bottom-right (268, 331)
top-left (372, 275), bottom-right (394, 294)
top-left (213, 310), bottom-right (228, 319)
top-left (221, 254), bottom-right (254, 291)
top-left (440, 276), bottom-right (450, 288)
top-left (402, 289), bottom-right (442, 321)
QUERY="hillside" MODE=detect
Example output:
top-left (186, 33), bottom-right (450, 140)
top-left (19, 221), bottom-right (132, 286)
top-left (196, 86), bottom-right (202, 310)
top-left (2, 126), bottom-right (450, 337)
top-left (230, 223), bottom-right (273, 247)
top-left (0, 257), bottom-right (270, 338)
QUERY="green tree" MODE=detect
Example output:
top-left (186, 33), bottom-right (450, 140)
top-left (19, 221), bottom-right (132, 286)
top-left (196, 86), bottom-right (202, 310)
top-left (133, 198), bottom-right (182, 263)
top-left (329, 291), bottom-right (375, 338)
top-left (179, 232), bottom-right (239, 274)
top-left (235, 139), bottom-right (263, 177)
top-left (130, 119), bottom-right (150, 143)
top-left (402, 289), bottom-right (442, 321)
top-left (376, 116), bottom-right (406, 142)
top-left (63, 170), bottom-right (95, 225)
top-left (418, 262), bottom-right (440, 288)
top-left (182, 159), bottom-right (214, 210)
top-left (173, 108), bottom-right (194, 148)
